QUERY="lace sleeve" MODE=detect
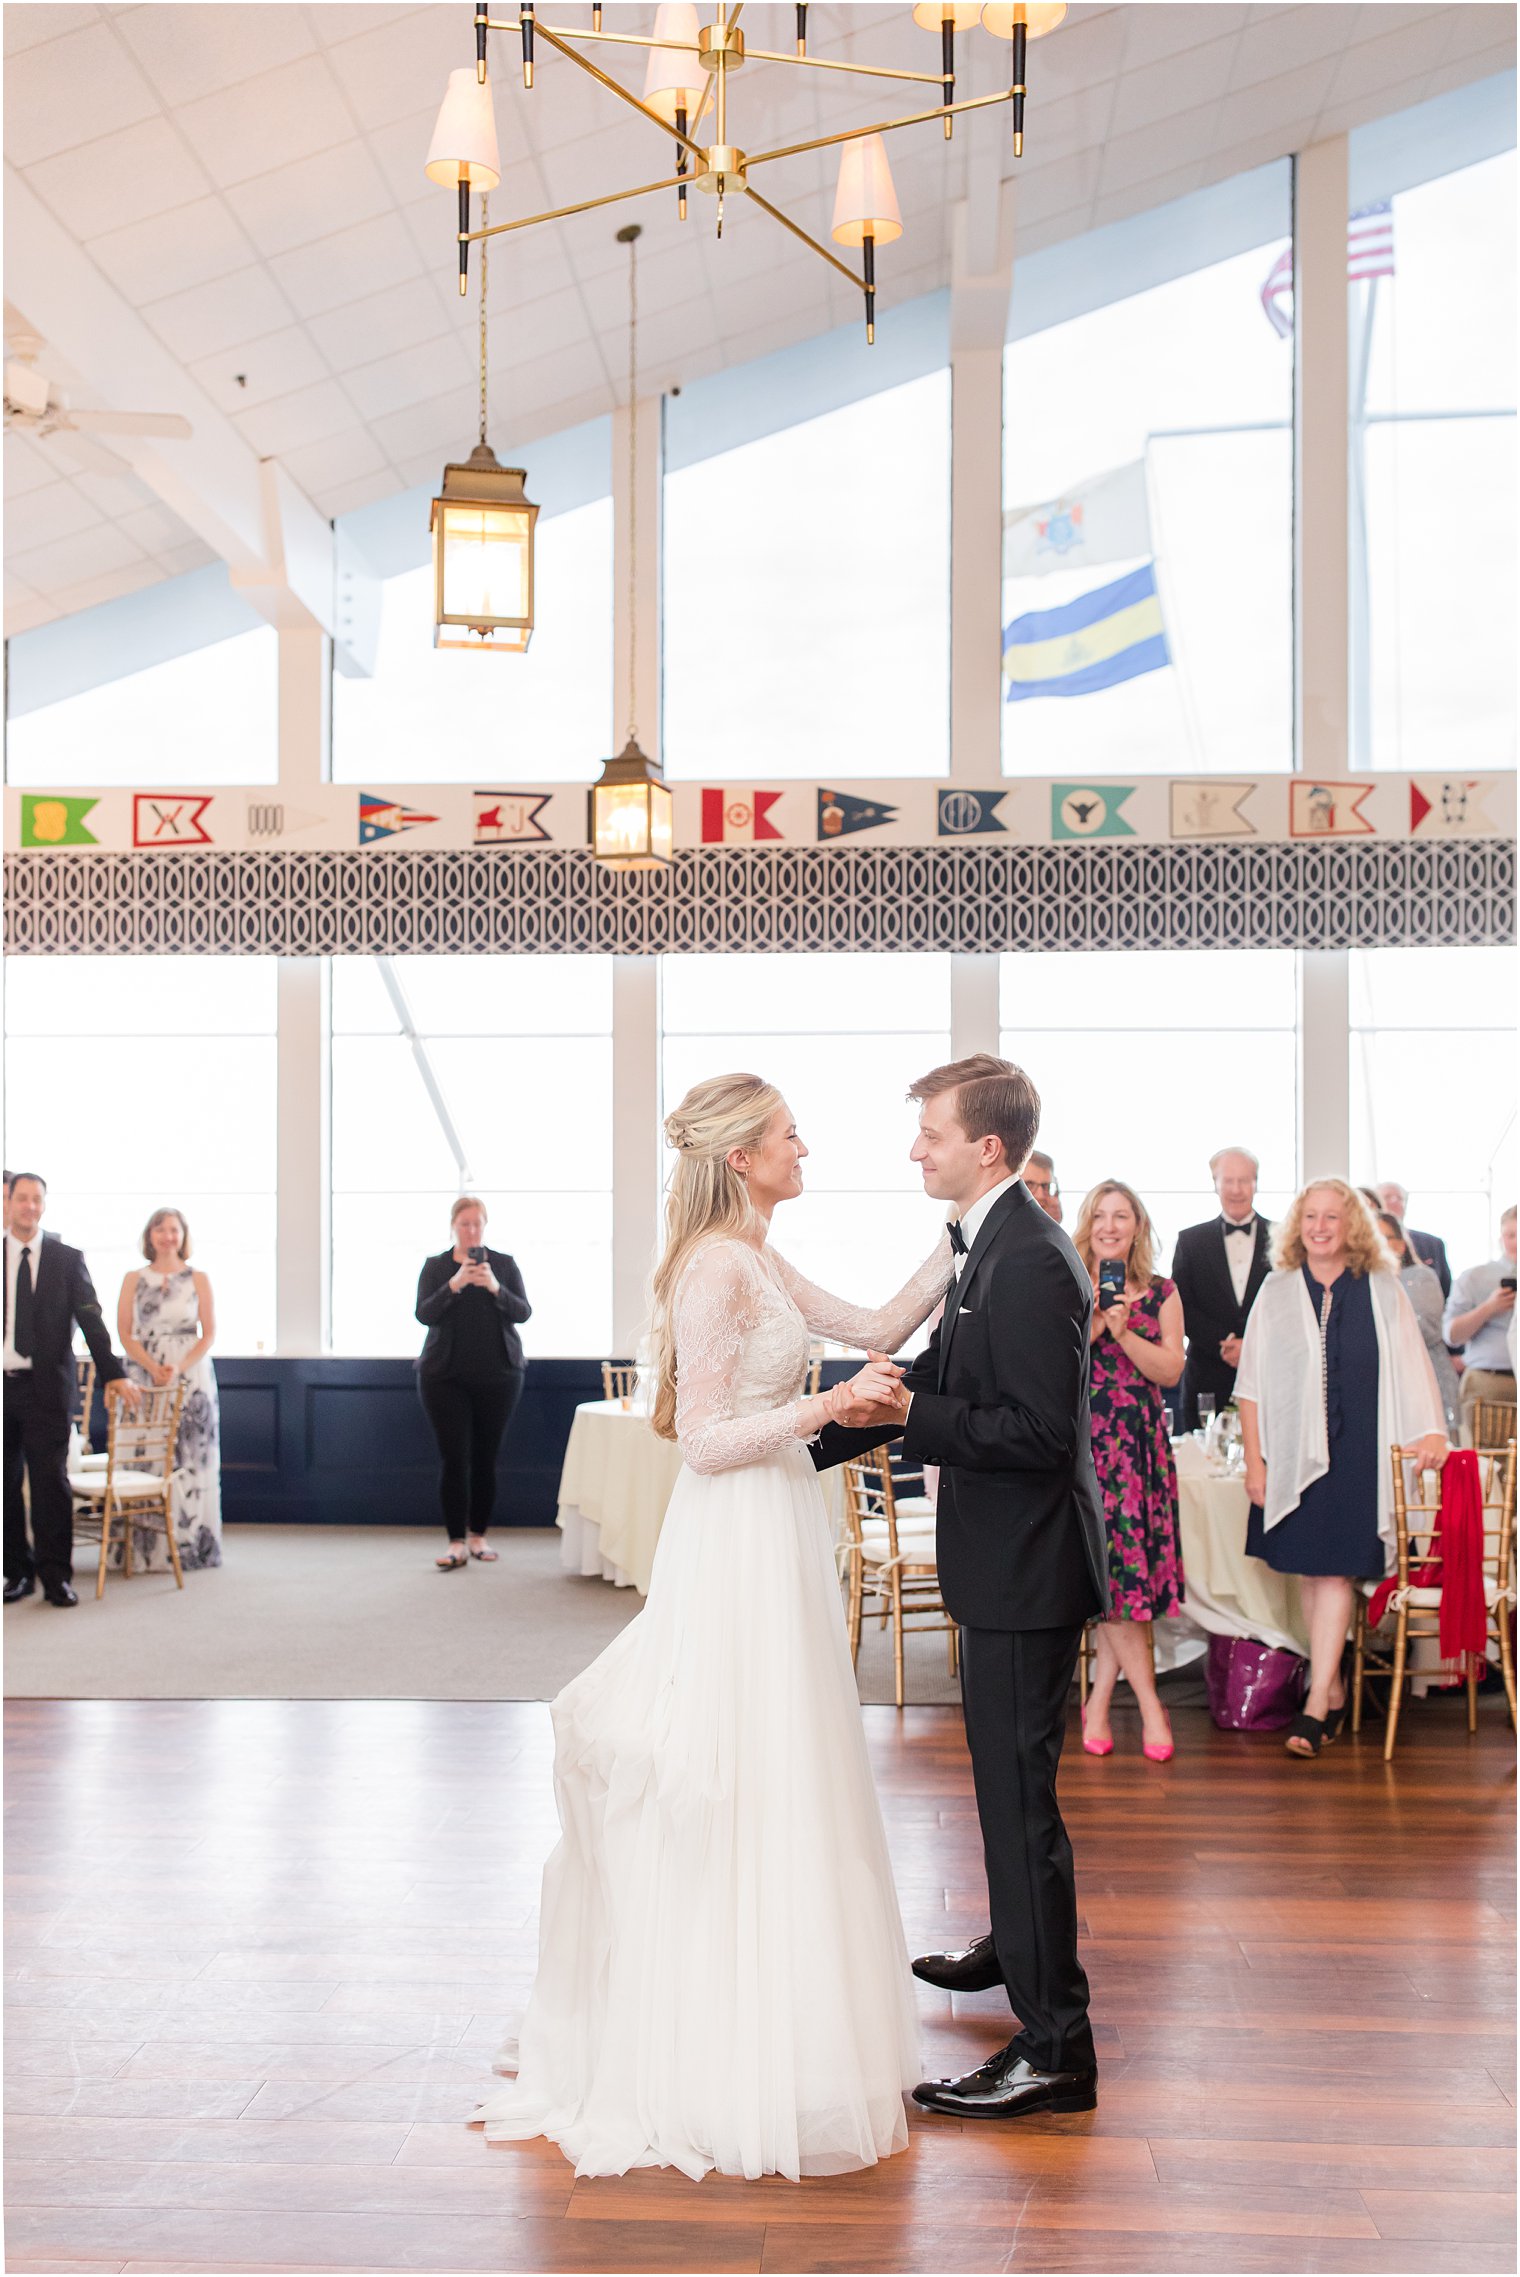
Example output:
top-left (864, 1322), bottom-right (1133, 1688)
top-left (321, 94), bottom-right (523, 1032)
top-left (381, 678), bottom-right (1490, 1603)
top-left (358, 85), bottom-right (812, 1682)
top-left (767, 1233), bottom-right (955, 1353)
top-left (674, 1241), bottom-right (814, 1477)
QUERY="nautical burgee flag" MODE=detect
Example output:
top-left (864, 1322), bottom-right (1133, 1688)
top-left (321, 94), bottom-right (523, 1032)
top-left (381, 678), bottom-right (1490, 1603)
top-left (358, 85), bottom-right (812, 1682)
top-left (1002, 563), bottom-right (1170, 702)
top-left (1002, 460), bottom-right (1151, 581)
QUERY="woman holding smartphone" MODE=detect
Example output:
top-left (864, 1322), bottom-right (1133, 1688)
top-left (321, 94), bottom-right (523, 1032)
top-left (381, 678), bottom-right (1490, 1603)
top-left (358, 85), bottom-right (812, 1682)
top-left (1074, 1180), bottom-right (1186, 1762)
top-left (415, 1197), bottom-right (531, 1571)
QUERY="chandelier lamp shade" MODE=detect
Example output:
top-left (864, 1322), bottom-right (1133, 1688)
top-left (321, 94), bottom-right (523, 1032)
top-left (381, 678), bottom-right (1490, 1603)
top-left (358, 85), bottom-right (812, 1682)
top-left (433, 3), bottom-right (1065, 336)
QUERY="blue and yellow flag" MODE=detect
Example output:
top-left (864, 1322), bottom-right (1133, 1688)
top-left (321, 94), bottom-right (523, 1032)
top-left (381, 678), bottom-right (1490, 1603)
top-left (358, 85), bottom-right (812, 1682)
top-left (1002, 563), bottom-right (1169, 702)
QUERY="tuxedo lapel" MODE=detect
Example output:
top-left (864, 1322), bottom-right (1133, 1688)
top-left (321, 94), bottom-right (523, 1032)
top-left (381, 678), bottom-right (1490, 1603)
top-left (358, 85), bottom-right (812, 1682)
top-left (938, 1185), bottom-right (1023, 1390)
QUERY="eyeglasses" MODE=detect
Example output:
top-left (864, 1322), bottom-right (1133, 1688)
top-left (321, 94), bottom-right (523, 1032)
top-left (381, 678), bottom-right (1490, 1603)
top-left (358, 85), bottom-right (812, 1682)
top-left (1026, 1177), bottom-right (1058, 1200)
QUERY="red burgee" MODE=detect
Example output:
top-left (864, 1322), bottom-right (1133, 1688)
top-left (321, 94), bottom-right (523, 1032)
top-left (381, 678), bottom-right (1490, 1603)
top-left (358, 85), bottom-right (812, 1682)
top-left (1368, 1450), bottom-right (1488, 1674)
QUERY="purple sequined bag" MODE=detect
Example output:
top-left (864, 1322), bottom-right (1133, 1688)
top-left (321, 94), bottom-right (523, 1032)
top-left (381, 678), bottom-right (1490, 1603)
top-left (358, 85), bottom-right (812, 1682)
top-left (1205, 1635), bottom-right (1307, 1730)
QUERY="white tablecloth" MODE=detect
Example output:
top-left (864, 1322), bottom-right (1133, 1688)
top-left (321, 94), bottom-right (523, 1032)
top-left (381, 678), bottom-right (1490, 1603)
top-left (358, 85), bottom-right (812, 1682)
top-left (1169, 1437), bottom-right (1310, 1657)
top-left (557, 1400), bottom-right (845, 1597)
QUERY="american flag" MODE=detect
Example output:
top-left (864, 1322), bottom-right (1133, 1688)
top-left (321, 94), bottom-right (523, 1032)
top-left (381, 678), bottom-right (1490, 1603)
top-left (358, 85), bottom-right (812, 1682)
top-left (1260, 201), bottom-right (1395, 337)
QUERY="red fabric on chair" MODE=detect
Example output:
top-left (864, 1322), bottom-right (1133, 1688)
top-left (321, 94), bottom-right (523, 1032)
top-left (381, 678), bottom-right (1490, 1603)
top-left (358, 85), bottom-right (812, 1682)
top-left (1367, 1450), bottom-right (1487, 1673)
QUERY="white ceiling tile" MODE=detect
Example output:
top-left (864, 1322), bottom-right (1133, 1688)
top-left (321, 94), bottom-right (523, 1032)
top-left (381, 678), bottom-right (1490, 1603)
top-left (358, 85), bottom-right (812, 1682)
top-left (311, 467), bottom-right (399, 518)
top-left (140, 265), bottom-right (299, 363)
top-left (1440, 9), bottom-right (1518, 65)
top-left (306, 275), bottom-right (457, 372)
top-left (322, 7), bottom-right (463, 134)
top-left (310, 4), bottom-right (430, 45)
top-left (1326, 15), bottom-right (1457, 103)
top-left (1228, 4), bottom-right (1371, 87)
top-left (1007, 146), bottom-right (1103, 230)
top-left (6, 520), bottom-right (146, 593)
top-left (1109, 32), bottom-right (1239, 136)
top-left (114, 499), bottom-right (192, 555)
top-left (186, 325), bottom-right (331, 410)
top-left (1023, 8), bottom-right (1129, 103)
top-left (364, 106), bottom-right (444, 210)
top-left (1090, 156), bottom-right (1210, 230)
top-left (84, 195), bottom-right (259, 306)
top-left (233, 378), bottom-right (362, 457)
top-left (4, 592), bottom-right (60, 635)
top-left (4, 6), bottom-right (101, 57)
top-left (1423, 48), bottom-right (1518, 100)
top-left (3, 477), bottom-right (103, 553)
top-left (224, 139), bottom-right (396, 259)
top-left (1195, 115), bottom-right (1321, 186)
top-left (3, 433), bottom-right (59, 497)
top-left (278, 423), bottom-right (388, 495)
top-left (1214, 55), bottom-right (1339, 144)
top-left (1005, 80), bottom-right (1113, 171)
top-left (341, 330), bottom-right (473, 421)
top-left (3, 19), bottom-right (158, 164)
top-left (24, 114), bottom-right (214, 238)
top-left (269, 211), bottom-right (425, 319)
top-left (46, 555), bottom-right (167, 615)
top-left (1099, 103), bottom-right (1223, 198)
top-left (116, 2), bottom-right (318, 107)
top-left (174, 51), bottom-right (358, 189)
top-left (366, 382), bottom-right (479, 464)
top-left (1121, 6), bottom-right (1252, 69)
top-left (155, 536), bottom-right (217, 576)
top-left (69, 465), bottom-right (159, 518)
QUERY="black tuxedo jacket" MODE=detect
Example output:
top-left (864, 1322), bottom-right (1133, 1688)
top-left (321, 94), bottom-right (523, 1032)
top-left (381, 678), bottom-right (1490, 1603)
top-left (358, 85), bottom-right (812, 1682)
top-left (1405, 1227), bottom-right (1450, 1300)
top-left (815, 1183), bottom-right (1108, 1632)
top-left (414, 1248), bottom-right (531, 1377)
top-left (3, 1232), bottom-right (124, 1414)
top-left (1172, 1214), bottom-right (1272, 1425)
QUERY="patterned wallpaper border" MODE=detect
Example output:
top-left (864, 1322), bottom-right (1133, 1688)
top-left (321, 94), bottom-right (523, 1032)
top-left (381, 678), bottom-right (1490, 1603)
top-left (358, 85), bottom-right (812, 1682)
top-left (3, 839), bottom-right (1513, 957)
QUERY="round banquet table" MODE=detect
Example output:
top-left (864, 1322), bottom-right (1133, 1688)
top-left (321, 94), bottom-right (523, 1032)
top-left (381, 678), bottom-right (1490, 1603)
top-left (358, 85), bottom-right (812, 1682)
top-left (557, 1398), bottom-right (846, 1597)
top-left (1166, 1436), bottom-right (1310, 1658)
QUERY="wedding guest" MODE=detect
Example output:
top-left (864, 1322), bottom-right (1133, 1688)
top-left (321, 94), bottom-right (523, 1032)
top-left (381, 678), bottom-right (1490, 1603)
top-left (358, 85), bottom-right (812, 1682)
top-left (1074, 1181), bottom-right (1186, 1762)
top-left (4, 1173), bottom-right (141, 1608)
top-left (1172, 1146), bottom-right (1272, 1429)
top-left (1376, 1182), bottom-right (1451, 1298)
top-left (117, 1210), bottom-right (222, 1570)
top-left (415, 1197), bottom-right (531, 1571)
top-left (1025, 1150), bottom-right (1062, 1225)
top-left (2, 1173), bottom-right (12, 1234)
top-left (1237, 1179), bottom-right (1446, 1759)
top-left (1444, 1207), bottom-right (1518, 1445)
top-left (1377, 1213), bottom-right (1460, 1435)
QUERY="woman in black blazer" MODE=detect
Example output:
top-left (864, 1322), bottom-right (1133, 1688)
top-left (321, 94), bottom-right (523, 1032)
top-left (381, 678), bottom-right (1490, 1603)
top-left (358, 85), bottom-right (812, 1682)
top-left (415, 1196), bottom-right (531, 1571)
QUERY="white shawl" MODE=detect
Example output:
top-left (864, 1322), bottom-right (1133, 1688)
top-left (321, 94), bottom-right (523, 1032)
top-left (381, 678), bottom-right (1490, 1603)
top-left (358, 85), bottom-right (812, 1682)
top-left (1235, 1267), bottom-right (1446, 1565)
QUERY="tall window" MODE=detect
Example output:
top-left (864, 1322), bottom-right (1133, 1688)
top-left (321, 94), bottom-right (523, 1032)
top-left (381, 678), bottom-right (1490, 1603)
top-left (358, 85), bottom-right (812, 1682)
top-left (1349, 125), bottom-right (1517, 769)
top-left (6, 627), bottom-right (278, 786)
top-left (1002, 167), bottom-right (1293, 778)
top-left (1350, 946), bottom-right (1517, 1272)
top-left (663, 373), bottom-right (951, 780)
top-left (660, 954), bottom-right (951, 1309)
top-left (331, 500), bottom-right (614, 784)
top-left (999, 951), bottom-right (1298, 1261)
top-left (329, 955), bottom-right (614, 1356)
top-left (2, 957), bottom-right (277, 1349)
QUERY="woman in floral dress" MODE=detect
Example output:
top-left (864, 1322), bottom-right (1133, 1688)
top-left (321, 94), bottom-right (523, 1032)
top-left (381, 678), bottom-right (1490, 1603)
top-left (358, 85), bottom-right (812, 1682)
top-left (1074, 1180), bottom-right (1185, 1760)
top-left (116, 1208), bottom-right (222, 1570)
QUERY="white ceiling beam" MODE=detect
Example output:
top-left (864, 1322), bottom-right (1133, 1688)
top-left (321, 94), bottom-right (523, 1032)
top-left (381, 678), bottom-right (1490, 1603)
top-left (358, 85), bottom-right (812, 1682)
top-left (4, 163), bottom-right (338, 638)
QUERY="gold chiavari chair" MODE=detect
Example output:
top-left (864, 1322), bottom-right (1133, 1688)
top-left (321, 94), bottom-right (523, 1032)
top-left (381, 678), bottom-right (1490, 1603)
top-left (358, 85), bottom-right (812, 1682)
top-left (1352, 1442), bottom-right (1516, 1760)
top-left (601, 1362), bottom-right (639, 1405)
top-left (1472, 1398), bottom-right (1518, 1481)
top-left (840, 1450), bottom-right (953, 1709)
top-left (71, 1381), bottom-right (189, 1599)
top-left (71, 1355), bottom-right (106, 1468)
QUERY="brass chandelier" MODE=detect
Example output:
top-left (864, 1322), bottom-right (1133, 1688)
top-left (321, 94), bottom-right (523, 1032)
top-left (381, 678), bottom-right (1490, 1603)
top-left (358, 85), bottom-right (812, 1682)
top-left (427, 3), bottom-right (1066, 344)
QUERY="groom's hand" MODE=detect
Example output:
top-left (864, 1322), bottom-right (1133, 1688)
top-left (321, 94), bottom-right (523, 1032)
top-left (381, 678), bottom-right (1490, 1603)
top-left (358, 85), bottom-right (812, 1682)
top-left (833, 1353), bottom-right (909, 1428)
top-left (836, 1395), bottom-right (910, 1428)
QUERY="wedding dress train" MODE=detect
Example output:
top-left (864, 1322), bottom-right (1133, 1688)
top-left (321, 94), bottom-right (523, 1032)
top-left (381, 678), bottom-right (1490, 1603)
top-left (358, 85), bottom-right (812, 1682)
top-left (475, 1234), bottom-right (952, 2180)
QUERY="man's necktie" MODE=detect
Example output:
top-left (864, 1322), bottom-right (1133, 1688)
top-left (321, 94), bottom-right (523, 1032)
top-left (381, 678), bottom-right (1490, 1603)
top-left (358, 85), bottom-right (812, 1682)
top-left (948, 1219), bottom-right (968, 1257)
top-left (13, 1247), bottom-right (35, 1359)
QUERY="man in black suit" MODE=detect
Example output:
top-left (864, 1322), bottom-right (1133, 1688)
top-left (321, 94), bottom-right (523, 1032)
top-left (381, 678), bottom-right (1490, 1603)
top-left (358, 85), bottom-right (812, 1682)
top-left (1172, 1146), bottom-right (1273, 1432)
top-left (4, 1173), bottom-right (139, 1608)
top-left (1376, 1183), bottom-right (1451, 1299)
top-left (817, 1054), bottom-right (1107, 2120)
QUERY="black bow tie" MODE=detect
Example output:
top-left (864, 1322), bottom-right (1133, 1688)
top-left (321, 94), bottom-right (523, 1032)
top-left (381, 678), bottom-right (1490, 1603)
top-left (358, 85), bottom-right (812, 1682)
top-left (948, 1219), bottom-right (968, 1256)
top-left (1222, 1219), bottom-right (1254, 1238)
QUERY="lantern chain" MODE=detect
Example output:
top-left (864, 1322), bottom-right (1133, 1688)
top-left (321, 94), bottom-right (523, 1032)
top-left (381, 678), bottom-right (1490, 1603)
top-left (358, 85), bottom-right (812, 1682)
top-left (625, 225), bottom-right (639, 744)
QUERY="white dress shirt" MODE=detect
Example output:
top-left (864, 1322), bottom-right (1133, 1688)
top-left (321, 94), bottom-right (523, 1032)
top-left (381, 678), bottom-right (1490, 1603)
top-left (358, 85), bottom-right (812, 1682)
top-left (951, 1174), bottom-right (1022, 1277)
top-left (3, 1231), bottom-right (41, 1372)
top-left (1222, 1216), bottom-right (1257, 1308)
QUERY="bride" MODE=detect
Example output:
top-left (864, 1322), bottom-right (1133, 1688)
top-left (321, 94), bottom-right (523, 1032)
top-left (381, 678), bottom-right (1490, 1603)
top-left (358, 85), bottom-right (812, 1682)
top-left (474, 1072), bottom-right (953, 2182)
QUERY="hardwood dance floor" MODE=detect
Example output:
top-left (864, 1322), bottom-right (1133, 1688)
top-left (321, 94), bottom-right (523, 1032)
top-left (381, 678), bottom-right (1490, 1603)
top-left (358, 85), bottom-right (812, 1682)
top-left (4, 1697), bottom-right (1514, 2276)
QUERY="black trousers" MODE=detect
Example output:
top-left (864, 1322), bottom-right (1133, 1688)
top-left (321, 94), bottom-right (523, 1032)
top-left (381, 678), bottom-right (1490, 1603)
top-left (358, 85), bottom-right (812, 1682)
top-left (417, 1372), bottom-right (524, 1539)
top-left (4, 1373), bottom-right (74, 1591)
top-left (959, 1621), bottom-right (1096, 2076)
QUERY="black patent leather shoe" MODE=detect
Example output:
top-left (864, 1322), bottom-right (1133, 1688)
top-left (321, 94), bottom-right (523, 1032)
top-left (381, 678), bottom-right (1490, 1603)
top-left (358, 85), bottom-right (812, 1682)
top-left (912, 2042), bottom-right (1097, 2119)
top-left (42, 1582), bottom-right (79, 1608)
top-left (3, 1576), bottom-right (35, 1604)
top-left (911, 1932), bottom-right (1002, 1993)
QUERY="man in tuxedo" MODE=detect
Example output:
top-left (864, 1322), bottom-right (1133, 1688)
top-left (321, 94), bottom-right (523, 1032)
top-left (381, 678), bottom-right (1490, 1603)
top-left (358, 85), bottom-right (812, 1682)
top-left (1172, 1147), bottom-right (1272, 1432)
top-left (1024, 1149), bottom-right (1062, 1225)
top-left (817, 1054), bottom-right (1107, 2119)
top-left (4, 1173), bottom-right (139, 1607)
top-left (1376, 1182), bottom-right (1451, 1299)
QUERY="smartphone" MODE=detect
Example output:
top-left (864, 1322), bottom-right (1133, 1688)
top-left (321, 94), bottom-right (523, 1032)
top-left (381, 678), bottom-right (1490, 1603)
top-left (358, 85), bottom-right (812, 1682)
top-left (1097, 1258), bottom-right (1126, 1308)
top-left (1502, 1275), bottom-right (1517, 1292)
top-left (469, 1245), bottom-right (488, 1264)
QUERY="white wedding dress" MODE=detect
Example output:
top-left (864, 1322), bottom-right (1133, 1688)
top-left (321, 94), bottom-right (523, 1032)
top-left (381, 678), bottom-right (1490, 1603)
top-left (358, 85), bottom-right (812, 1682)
top-left (475, 1232), bottom-right (953, 2182)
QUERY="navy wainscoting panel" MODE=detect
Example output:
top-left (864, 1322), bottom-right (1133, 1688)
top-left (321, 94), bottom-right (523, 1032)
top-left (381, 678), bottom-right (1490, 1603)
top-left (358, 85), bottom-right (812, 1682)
top-left (215, 1358), bottom-right (605, 1529)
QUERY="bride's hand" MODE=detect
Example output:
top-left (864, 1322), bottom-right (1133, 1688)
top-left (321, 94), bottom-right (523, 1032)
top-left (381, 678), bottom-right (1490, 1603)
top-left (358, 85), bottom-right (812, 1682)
top-left (828, 1358), bottom-right (906, 1428)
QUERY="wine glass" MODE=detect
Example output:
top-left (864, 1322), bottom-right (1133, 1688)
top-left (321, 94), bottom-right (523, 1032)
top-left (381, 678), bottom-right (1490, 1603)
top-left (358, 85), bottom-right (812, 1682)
top-left (1196, 1393), bottom-right (1216, 1447)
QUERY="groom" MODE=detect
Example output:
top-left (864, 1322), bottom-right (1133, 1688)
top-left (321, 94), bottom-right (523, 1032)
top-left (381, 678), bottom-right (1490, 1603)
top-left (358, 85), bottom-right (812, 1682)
top-left (815, 1053), bottom-right (1108, 2118)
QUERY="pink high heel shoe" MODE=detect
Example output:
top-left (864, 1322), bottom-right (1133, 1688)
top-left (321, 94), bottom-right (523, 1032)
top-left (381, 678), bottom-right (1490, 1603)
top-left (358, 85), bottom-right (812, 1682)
top-left (1080, 1709), bottom-right (1113, 1758)
top-left (1142, 1723), bottom-right (1174, 1764)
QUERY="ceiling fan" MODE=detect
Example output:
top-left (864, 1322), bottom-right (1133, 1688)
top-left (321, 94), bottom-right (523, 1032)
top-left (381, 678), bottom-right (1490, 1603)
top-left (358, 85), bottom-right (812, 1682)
top-left (3, 327), bottom-right (191, 477)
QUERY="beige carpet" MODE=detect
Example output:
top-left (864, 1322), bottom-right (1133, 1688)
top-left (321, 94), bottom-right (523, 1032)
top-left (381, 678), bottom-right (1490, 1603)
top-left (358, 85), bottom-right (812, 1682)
top-left (2, 1524), bottom-right (962, 1706)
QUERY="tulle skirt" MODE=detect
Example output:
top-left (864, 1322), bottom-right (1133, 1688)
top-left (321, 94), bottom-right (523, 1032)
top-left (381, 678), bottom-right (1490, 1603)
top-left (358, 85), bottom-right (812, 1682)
top-left (474, 1439), bottom-right (919, 2180)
